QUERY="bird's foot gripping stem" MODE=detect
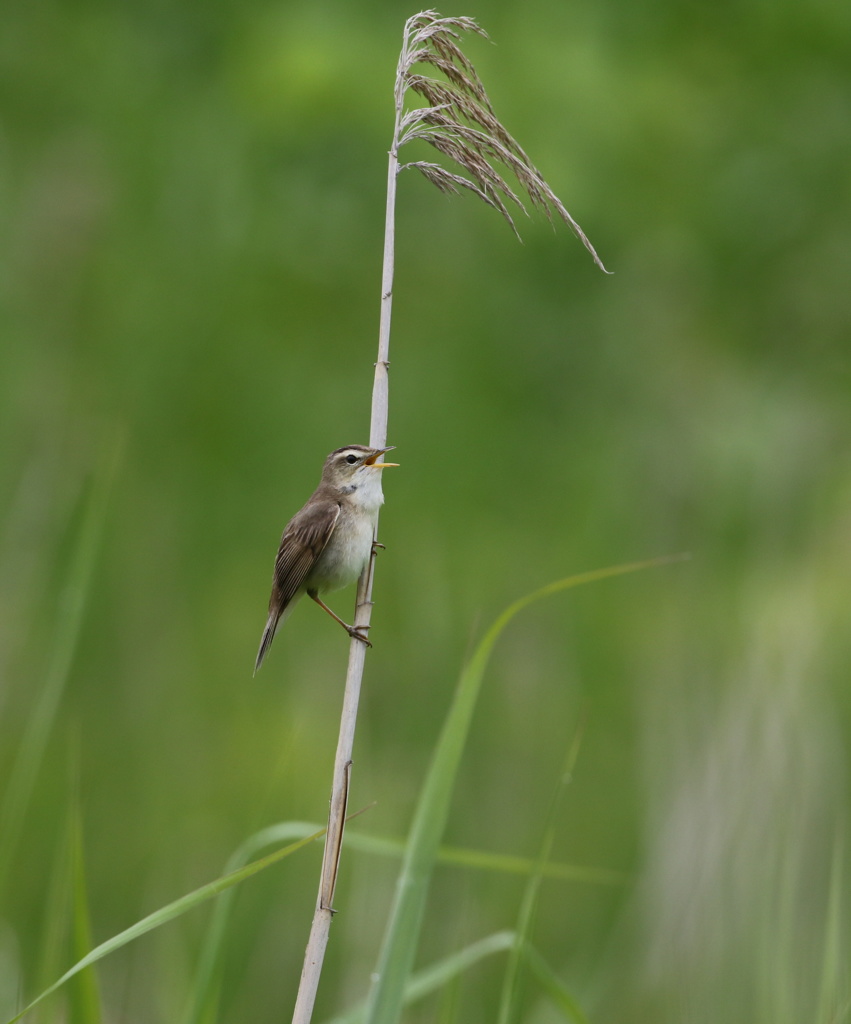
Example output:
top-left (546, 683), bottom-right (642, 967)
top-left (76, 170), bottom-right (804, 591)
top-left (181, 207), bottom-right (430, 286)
top-left (309, 590), bottom-right (374, 648)
top-left (347, 624), bottom-right (373, 648)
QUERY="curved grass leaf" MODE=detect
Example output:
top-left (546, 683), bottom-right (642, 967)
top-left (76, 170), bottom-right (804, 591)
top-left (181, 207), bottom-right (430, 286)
top-left (498, 727), bottom-right (586, 1024)
top-left (183, 818), bottom-right (621, 1024)
top-left (362, 555), bottom-right (686, 1024)
top-left (68, 800), bottom-right (103, 1024)
top-left (327, 931), bottom-right (517, 1024)
top-left (183, 821), bottom-right (333, 1024)
top-left (326, 930), bottom-right (589, 1024)
top-left (6, 828), bottom-right (324, 1024)
top-left (522, 943), bottom-right (590, 1024)
top-left (345, 831), bottom-right (625, 885)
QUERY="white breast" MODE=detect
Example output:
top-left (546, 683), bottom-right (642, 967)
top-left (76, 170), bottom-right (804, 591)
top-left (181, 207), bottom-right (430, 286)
top-left (310, 470), bottom-right (385, 593)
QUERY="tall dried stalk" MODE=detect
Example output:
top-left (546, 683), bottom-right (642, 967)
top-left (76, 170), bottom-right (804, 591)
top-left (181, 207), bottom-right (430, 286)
top-left (291, 11), bottom-right (606, 1023)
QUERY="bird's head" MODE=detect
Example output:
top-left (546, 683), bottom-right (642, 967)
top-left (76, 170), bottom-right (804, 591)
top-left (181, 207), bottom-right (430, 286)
top-left (321, 445), bottom-right (399, 492)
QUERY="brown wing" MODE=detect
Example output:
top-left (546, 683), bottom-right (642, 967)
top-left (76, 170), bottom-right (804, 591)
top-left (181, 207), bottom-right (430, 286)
top-left (254, 500), bottom-right (340, 674)
top-left (270, 500), bottom-right (340, 610)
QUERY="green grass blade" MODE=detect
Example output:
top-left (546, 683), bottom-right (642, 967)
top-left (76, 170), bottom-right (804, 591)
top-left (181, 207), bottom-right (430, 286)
top-left (401, 931), bottom-right (516, 1011)
top-left (67, 801), bottom-right (103, 1024)
top-left (521, 942), bottom-right (590, 1024)
top-left (174, 822), bottom-right (624, 885)
top-left (326, 931), bottom-right (518, 1024)
top-left (325, 931), bottom-right (591, 1024)
top-left (362, 556), bottom-right (683, 1024)
top-left (33, 805), bottom-right (75, 1019)
top-left (497, 726), bottom-right (586, 1024)
top-left (183, 821), bottom-right (328, 1024)
top-left (178, 814), bottom-right (621, 1024)
top-left (0, 436), bottom-right (122, 888)
top-left (816, 836), bottom-right (847, 1023)
top-left (6, 827), bottom-right (324, 1024)
top-left (180, 814), bottom-right (621, 1023)
top-left (344, 831), bottom-right (625, 885)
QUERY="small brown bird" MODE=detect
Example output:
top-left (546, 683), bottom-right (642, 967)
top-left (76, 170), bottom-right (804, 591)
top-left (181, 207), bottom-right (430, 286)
top-left (254, 445), bottom-right (398, 673)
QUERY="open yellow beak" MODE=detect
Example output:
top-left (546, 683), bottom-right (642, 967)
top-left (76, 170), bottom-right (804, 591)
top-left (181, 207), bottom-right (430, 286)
top-left (365, 446), bottom-right (399, 469)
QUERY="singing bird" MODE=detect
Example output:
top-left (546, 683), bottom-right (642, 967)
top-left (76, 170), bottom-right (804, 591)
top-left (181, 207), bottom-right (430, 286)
top-left (254, 445), bottom-right (398, 673)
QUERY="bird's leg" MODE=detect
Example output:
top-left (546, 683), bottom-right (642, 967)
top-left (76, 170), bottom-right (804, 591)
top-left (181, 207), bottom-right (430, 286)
top-left (372, 541), bottom-right (386, 554)
top-left (308, 590), bottom-right (373, 647)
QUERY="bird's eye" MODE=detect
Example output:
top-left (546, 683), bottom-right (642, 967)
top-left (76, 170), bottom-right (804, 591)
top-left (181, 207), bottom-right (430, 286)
top-left (345, 454), bottom-right (358, 464)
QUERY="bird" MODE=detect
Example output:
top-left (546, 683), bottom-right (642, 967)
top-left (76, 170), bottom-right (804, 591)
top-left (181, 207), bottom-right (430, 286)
top-left (254, 444), bottom-right (398, 673)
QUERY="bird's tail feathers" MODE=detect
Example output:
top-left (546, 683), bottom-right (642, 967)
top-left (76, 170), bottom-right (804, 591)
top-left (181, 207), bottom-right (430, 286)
top-left (253, 599), bottom-right (298, 675)
top-left (253, 614), bottom-right (278, 675)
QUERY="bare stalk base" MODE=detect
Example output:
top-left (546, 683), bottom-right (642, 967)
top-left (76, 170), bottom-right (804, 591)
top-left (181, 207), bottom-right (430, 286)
top-left (290, 523), bottom-right (387, 1024)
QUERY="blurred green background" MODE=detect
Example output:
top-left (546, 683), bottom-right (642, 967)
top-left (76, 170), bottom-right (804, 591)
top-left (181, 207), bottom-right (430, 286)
top-left (1, 0), bottom-right (849, 1021)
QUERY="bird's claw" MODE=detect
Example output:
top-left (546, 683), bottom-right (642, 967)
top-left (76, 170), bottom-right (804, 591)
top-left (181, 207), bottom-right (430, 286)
top-left (348, 625), bottom-right (373, 648)
top-left (372, 541), bottom-right (386, 554)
